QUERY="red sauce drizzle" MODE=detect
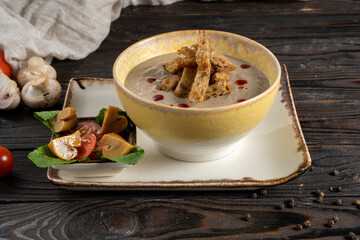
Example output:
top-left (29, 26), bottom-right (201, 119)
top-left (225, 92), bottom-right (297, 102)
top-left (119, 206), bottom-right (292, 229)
top-left (178, 103), bottom-right (190, 108)
top-left (235, 79), bottom-right (248, 85)
top-left (152, 95), bottom-right (164, 101)
top-left (239, 86), bottom-right (244, 89)
top-left (146, 78), bottom-right (157, 83)
top-left (240, 64), bottom-right (250, 69)
top-left (169, 104), bottom-right (174, 107)
top-left (237, 99), bottom-right (246, 103)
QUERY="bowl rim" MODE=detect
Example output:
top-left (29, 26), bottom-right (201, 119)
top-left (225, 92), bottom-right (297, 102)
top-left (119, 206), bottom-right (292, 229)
top-left (113, 29), bottom-right (281, 112)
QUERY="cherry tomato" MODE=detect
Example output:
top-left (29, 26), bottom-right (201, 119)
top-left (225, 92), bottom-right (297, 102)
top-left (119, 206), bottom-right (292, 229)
top-left (73, 120), bottom-right (102, 138)
top-left (0, 146), bottom-right (14, 178)
top-left (75, 133), bottom-right (96, 159)
top-left (0, 50), bottom-right (11, 78)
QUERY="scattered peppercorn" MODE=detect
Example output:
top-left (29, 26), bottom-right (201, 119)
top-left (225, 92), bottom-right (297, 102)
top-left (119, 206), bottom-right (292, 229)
top-left (295, 224), bottom-right (303, 231)
top-left (276, 203), bottom-right (285, 210)
top-left (315, 196), bottom-right (323, 203)
top-left (346, 232), bottom-right (357, 240)
top-left (260, 189), bottom-right (267, 196)
top-left (303, 220), bottom-right (311, 228)
top-left (309, 166), bottom-right (315, 171)
top-left (330, 186), bottom-right (342, 192)
top-left (327, 219), bottom-right (335, 228)
top-left (332, 216), bottom-right (339, 223)
top-left (244, 213), bottom-right (251, 221)
top-left (354, 200), bottom-right (360, 208)
top-left (331, 169), bottom-right (339, 176)
top-left (336, 199), bottom-right (343, 205)
top-left (252, 193), bottom-right (258, 199)
top-left (315, 189), bottom-right (324, 197)
top-left (288, 198), bottom-right (296, 208)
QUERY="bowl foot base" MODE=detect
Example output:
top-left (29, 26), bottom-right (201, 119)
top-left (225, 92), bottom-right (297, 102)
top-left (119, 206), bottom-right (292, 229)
top-left (154, 140), bottom-right (241, 162)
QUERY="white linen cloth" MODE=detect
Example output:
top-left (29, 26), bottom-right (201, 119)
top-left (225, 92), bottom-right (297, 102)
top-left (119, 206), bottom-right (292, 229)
top-left (0, 0), bottom-right (185, 74)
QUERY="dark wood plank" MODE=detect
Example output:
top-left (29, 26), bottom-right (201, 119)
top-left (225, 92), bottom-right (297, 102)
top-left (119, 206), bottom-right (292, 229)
top-left (1, 1), bottom-right (360, 239)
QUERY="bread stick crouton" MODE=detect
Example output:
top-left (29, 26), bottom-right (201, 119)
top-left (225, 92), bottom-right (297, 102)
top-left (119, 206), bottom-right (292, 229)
top-left (188, 32), bottom-right (212, 103)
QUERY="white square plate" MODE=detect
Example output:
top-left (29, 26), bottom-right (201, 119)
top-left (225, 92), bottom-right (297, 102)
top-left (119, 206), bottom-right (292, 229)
top-left (47, 65), bottom-right (311, 190)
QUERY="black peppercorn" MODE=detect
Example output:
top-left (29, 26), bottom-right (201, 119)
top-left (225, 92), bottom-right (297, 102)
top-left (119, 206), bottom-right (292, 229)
top-left (327, 219), bottom-right (335, 228)
top-left (260, 189), bottom-right (267, 196)
top-left (303, 220), bottom-right (311, 228)
top-left (346, 232), bottom-right (357, 240)
top-left (295, 224), bottom-right (303, 231)
top-left (244, 213), bottom-right (251, 221)
top-left (276, 203), bottom-right (285, 210)
top-left (288, 198), bottom-right (296, 208)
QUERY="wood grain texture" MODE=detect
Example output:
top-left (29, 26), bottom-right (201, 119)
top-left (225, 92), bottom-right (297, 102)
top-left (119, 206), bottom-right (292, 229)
top-left (1, 0), bottom-right (360, 239)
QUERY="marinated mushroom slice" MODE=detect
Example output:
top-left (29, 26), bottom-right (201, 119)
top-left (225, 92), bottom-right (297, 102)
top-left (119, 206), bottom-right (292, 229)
top-left (101, 133), bottom-right (135, 159)
top-left (50, 107), bottom-right (77, 132)
top-left (100, 106), bottom-right (128, 134)
top-left (48, 130), bottom-right (82, 160)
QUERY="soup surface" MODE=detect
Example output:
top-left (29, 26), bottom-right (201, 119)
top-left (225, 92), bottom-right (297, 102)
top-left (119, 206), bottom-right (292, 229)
top-left (124, 53), bottom-right (270, 108)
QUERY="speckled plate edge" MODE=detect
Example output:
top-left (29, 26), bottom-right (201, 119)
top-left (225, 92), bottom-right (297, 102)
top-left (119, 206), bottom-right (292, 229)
top-left (47, 65), bottom-right (311, 190)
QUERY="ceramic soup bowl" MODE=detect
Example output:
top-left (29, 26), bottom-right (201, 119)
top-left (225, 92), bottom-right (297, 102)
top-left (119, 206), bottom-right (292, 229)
top-left (113, 30), bottom-right (281, 162)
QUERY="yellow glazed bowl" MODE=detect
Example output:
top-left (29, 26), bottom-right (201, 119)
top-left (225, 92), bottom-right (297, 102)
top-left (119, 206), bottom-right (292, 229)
top-left (113, 30), bottom-right (281, 162)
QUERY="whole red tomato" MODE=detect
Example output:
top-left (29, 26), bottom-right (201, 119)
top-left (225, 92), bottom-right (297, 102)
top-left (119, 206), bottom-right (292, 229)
top-left (0, 146), bottom-right (14, 178)
top-left (0, 50), bottom-right (11, 78)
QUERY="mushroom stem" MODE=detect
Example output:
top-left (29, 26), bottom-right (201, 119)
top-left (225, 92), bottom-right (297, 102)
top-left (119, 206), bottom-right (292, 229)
top-left (28, 56), bottom-right (45, 73)
top-left (31, 77), bottom-right (50, 93)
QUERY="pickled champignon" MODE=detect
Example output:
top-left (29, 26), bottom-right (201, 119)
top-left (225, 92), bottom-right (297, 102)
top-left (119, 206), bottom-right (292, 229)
top-left (21, 76), bottom-right (62, 108)
top-left (0, 73), bottom-right (20, 110)
top-left (48, 130), bottom-right (82, 160)
top-left (50, 107), bottom-right (77, 132)
top-left (17, 56), bottom-right (57, 88)
top-left (100, 105), bottom-right (128, 134)
top-left (101, 133), bottom-right (135, 159)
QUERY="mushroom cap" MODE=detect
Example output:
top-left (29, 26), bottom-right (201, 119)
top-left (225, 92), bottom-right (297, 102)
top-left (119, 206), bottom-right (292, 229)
top-left (17, 57), bottom-right (57, 88)
top-left (101, 133), bottom-right (135, 159)
top-left (21, 77), bottom-right (62, 109)
top-left (50, 107), bottom-right (77, 132)
top-left (0, 73), bottom-right (21, 110)
top-left (100, 106), bottom-right (128, 134)
top-left (48, 130), bottom-right (82, 160)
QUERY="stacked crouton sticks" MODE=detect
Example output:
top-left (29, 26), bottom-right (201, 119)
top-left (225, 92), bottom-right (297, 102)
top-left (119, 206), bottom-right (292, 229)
top-left (157, 31), bottom-right (237, 103)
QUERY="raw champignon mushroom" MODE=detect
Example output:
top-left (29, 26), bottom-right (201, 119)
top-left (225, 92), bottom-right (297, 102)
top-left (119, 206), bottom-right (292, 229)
top-left (0, 73), bottom-right (21, 110)
top-left (17, 56), bottom-right (57, 88)
top-left (101, 133), bottom-right (135, 159)
top-left (50, 107), bottom-right (77, 132)
top-left (101, 105), bottom-right (128, 134)
top-left (48, 130), bottom-right (82, 160)
top-left (21, 76), bottom-right (62, 108)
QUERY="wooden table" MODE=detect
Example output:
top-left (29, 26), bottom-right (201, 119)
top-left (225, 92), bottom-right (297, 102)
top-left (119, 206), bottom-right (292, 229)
top-left (1, 1), bottom-right (360, 239)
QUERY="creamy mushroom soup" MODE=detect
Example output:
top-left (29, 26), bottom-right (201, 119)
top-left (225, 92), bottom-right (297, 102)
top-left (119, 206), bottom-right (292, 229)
top-left (124, 53), bottom-right (270, 108)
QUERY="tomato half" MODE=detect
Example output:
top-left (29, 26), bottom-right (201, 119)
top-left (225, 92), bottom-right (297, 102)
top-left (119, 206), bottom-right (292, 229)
top-left (75, 133), bottom-right (96, 159)
top-left (0, 50), bottom-right (11, 78)
top-left (0, 146), bottom-right (14, 178)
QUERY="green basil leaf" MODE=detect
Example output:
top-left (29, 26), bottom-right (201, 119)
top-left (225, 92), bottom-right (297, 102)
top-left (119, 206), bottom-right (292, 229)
top-left (95, 108), bottom-right (107, 125)
top-left (28, 145), bottom-right (81, 168)
top-left (34, 111), bottom-right (60, 138)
